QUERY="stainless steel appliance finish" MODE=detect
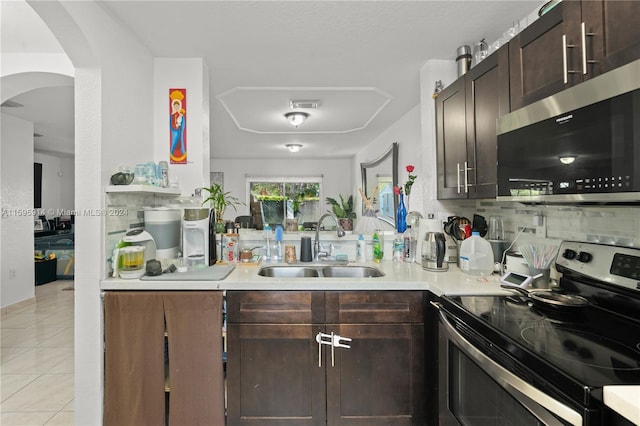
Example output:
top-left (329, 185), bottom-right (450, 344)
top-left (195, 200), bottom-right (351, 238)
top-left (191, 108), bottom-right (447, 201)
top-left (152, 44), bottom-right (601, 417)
top-left (496, 59), bottom-right (640, 204)
top-left (421, 232), bottom-right (448, 271)
top-left (433, 241), bottom-right (640, 425)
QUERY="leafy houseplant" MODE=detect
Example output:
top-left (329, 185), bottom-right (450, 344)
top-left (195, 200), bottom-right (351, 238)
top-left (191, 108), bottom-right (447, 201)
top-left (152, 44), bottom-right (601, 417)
top-left (326, 194), bottom-right (356, 231)
top-left (202, 183), bottom-right (244, 231)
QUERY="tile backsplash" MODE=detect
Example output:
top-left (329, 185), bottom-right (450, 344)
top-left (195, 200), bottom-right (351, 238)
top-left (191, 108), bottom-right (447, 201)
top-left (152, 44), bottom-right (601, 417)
top-left (437, 200), bottom-right (640, 249)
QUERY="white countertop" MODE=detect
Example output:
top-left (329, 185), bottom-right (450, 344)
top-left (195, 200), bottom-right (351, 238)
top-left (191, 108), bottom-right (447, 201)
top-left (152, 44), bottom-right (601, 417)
top-left (604, 386), bottom-right (640, 425)
top-left (101, 260), bottom-right (509, 296)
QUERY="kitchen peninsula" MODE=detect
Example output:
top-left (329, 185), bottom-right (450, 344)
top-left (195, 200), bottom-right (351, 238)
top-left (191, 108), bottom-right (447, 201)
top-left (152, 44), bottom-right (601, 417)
top-left (101, 258), bottom-right (508, 425)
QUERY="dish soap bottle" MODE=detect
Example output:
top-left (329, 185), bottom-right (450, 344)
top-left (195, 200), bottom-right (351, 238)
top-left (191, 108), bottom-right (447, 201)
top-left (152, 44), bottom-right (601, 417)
top-left (459, 231), bottom-right (494, 276)
top-left (274, 225), bottom-right (284, 262)
top-left (357, 234), bottom-right (367, 262)
top-left (264, 224), bottom-right (272, 262)
top-left (373, 231), bottom-right (384, 263)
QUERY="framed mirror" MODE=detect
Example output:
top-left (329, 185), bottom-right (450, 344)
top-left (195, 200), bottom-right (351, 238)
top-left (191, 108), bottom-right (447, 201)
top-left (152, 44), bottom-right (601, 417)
top-left (360, 142), bottom-right (398, 228)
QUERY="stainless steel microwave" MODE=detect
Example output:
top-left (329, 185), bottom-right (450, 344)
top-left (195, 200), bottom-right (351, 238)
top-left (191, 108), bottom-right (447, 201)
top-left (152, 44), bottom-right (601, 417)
top-left (497, 59), bottom-right (640, 204)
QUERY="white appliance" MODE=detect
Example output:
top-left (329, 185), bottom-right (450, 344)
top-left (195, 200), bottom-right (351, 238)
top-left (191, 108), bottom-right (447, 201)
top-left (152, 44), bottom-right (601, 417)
top-left (112, 245), bottom-right (146, 279)
top-left (122, 229), bottom-right (157, 263)
top-left (182, 208), bottom-right (209, 267)
top-left (144, 207), bottom-right (181, 260)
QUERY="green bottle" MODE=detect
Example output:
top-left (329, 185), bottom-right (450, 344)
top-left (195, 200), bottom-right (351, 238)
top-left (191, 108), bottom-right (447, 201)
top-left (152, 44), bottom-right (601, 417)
top-left (373, 232), bottom-right (383, 263)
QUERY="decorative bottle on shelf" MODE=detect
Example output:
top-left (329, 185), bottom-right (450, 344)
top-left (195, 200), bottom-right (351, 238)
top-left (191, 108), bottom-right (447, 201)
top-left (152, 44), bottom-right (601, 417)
top-left (397, 193), bottom-right (407, 233)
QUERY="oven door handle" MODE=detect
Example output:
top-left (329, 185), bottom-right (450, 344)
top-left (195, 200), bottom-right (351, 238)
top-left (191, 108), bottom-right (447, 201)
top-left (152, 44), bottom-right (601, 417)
top-left (437, 307), bottom-right (583, 426)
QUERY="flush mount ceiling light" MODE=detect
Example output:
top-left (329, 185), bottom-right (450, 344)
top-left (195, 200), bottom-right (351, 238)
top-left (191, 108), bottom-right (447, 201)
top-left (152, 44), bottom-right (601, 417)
top-left (286, 144), bottom-right (302, 153)
top-left (284, 111), bottom-right (309, 127)
top-left (559, 155), bottom-right (577, 165)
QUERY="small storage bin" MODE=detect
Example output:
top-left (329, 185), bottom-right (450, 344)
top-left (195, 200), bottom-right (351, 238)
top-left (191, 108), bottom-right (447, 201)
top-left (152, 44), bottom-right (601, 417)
top-left (35, 258), bottom-right (57, 285)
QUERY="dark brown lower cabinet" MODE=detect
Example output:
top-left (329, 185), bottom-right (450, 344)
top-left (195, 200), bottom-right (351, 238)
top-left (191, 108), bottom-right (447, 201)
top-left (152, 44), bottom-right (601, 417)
top-left (103, 291), bottom-right (225, 426)
top-left (226, 291), bottom-right (425, 426)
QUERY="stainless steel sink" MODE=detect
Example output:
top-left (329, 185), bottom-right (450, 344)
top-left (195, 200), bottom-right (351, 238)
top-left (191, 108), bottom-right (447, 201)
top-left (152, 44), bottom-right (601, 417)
top-left (257, 266), bottom-right (320, 277)
top-left (321, 266), bottom-right (385, 278)
top-left (257, 265), bottom-right (384, 278)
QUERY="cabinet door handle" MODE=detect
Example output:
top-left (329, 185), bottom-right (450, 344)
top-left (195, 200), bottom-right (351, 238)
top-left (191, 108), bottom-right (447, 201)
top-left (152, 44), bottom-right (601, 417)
top-left (581, 22), bottom-right (599, 75)
top-left (464, 161), bottom-right (469, 194)
top-left (581, 22), bottom-right (588, 75)
top-left (562, 35), bottom-right (579, 84)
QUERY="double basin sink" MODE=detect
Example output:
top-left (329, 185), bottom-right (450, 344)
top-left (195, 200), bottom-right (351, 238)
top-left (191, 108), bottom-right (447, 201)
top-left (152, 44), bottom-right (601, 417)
top-left (258, 264), bottom-right (385, 278)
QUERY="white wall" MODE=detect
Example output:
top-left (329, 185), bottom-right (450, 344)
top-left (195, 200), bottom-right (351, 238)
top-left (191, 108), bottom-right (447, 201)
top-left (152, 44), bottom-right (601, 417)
top-left (28, 1), bottom-right (157, 424)
top-left (354, 104), bottom-right (423, 223)
top-left (34, 152), bottom-right (75, 217)
top-left (1, 113), bottom-right (35, 308)
top-left (154, 58), bottom-right (210, 195)
top-left (211, 157), bottom-right (353, 222)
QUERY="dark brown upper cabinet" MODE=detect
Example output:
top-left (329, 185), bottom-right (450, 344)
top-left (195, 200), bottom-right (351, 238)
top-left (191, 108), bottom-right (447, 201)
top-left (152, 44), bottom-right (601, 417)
top-left (436, 46), bottom-right (510, 200)
top-left (509, 0), bottom-right (640, 110)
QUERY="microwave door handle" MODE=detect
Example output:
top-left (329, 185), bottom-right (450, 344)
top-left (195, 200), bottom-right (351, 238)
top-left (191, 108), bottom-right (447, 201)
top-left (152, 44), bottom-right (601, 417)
top-left (438, 309), bottom-right (582, 426)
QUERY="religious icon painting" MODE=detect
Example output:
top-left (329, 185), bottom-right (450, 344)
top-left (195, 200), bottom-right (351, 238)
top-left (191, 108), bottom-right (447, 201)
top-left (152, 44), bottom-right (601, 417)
top-left (169, 88), bottom-right (187, 164)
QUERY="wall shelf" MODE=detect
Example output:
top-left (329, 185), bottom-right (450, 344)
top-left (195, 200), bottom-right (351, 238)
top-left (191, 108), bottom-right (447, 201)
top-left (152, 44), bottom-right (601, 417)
top-left (105, 185), bottom-right (181, 196)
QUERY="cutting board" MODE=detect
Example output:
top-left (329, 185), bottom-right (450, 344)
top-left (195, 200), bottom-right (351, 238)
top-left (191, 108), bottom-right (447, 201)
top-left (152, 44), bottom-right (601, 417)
top-left (140, 264), bottom-right (235, 281)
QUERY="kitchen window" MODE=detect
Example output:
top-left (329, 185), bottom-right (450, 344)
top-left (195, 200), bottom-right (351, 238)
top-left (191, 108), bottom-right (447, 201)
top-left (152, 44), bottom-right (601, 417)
top-left (247, 177), bottom-right (322, 228)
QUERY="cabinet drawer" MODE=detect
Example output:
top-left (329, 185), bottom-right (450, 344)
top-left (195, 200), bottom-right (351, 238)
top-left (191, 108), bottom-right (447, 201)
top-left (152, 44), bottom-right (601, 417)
top-left (227, 291), bottom-right (325, 324)
top-left (325, 291), bottom-right (424, 324)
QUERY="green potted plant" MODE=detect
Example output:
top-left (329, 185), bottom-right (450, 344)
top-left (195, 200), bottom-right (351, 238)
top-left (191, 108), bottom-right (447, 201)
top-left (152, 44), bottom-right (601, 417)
top-left (326, 194), bottom-right (356, 231)
top-left (202, 183), bottom-right (244, 232)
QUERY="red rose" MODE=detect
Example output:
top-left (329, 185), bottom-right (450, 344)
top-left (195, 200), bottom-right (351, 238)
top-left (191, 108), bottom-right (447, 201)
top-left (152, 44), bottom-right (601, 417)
top-left (393, 186), bottom-right (401, 195)
top-left (406, 165), bottom-right (415, 173)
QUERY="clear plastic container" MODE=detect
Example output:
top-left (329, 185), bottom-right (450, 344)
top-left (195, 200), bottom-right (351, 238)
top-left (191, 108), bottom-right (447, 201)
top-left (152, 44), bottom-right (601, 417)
top-left (403, 225), bottom-right (416, 263)
top-left (459, 231), bottom-right (494, 276)
top-left (393, 233), bottom-right (404, 262)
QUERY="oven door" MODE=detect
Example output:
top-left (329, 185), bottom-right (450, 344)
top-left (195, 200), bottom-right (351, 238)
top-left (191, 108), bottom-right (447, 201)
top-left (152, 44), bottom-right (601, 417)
top-left (435, 303), bottom-right (583, 426)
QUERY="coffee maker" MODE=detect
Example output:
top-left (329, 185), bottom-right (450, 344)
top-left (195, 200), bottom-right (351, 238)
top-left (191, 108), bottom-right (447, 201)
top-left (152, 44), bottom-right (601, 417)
top-left (182, 208), bottom-right (217, 267)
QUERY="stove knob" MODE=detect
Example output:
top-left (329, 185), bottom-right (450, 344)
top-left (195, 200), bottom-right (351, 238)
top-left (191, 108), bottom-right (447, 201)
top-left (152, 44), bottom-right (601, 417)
top-left (562, 249), bottom-right (577, 260)
top-left (577, 251), bottom-right (592, 263)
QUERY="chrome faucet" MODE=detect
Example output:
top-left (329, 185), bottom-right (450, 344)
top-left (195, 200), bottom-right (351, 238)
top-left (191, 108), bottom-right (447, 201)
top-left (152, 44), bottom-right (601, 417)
top-left (314, 212), bottom-right (346, 261)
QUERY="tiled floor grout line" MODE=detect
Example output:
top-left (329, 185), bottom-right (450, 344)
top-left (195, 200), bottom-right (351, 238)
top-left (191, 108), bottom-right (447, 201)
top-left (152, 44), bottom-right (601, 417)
top-left (1, 280), bottom-right (75, 426)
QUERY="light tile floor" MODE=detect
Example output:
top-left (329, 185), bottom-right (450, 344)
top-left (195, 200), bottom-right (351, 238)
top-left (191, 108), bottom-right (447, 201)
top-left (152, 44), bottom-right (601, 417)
top-left (1, 281), bottom-right (74, 425)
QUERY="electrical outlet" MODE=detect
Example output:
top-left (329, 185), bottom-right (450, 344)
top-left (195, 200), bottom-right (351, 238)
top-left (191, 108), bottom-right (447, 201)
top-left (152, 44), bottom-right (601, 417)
top-left (517, 216), bottom-right (547, 238)
top-left (9, 269), bottom-right (16, 280)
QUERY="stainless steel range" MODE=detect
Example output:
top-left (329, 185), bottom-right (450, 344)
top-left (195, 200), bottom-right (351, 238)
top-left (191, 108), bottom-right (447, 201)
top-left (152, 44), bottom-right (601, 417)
top-left (432, 241), bottom-right (640, 425)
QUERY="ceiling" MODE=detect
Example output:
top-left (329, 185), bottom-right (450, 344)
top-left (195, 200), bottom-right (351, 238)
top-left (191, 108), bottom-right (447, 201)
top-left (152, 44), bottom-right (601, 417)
top-left (1, 0), bottom-right (541, 159)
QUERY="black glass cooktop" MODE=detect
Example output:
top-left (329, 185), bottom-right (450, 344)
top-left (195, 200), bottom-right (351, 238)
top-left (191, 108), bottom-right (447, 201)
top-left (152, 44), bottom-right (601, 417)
top-left (441, 293), bottom-right (640, 405)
